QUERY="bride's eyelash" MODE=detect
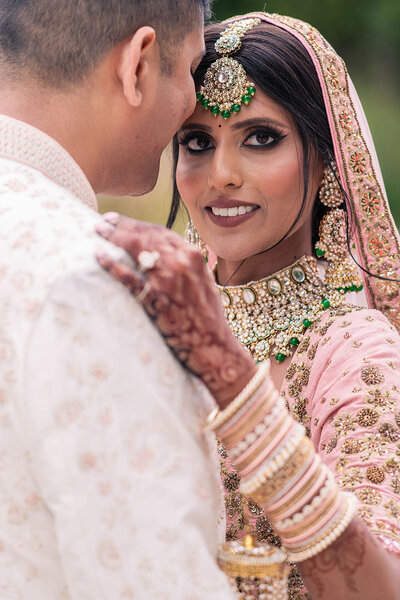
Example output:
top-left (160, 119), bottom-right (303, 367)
top-left (243, 126), bottom-right (287, 147)
top-left (177, 131), bottom-right (212, 153)
top-left (177, 125), bottom-right (287, 154)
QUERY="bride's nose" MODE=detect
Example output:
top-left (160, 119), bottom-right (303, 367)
top-left (207, 145), bottom-right (244, 190)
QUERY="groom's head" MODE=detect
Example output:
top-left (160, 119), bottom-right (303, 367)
top-left (0, 0), bottom-right (210, 194)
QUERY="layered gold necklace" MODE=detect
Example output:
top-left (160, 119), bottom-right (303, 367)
top-left (216, 256), bottom-right (345, 363)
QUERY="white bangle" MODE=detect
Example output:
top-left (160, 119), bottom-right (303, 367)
top-left (229, 395), bottom-right (285, 460)
top-left (286, 493), bottom-right (358, 563)
top-left (240, 423), bottom-right (305, 493)
top-left (205, 361), bottom-right (270, 431)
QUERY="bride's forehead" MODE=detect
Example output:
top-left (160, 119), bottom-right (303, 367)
top-left (183, 92), bottom-right (292, 131)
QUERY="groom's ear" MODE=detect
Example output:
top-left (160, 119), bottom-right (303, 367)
top-left (117, 26), bottom-right (159, 108)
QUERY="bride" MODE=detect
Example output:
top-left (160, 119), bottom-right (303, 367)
top-left (97, 12), bottom-right (400, 599)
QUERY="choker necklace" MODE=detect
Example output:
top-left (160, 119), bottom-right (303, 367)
top-left (216, 256), bottom-right (346, 363)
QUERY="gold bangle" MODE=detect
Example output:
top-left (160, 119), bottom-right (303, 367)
top-left (223, 388), bottom-right (277, 449)
top-left (235, 411), bottom-right (289, 472)
top-left (267, 462), bottom-right (325, 520)
top-left (281, 490), bottom-right (339, 540)
top-left (250, 437), bottom-right (314, 505)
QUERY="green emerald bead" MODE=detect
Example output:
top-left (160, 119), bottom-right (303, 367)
top-left (289, 337), bottom-right (300, 347)
top-left (276, 353), bottom-right (286, 363)
top-left (303, 318), bottom-right (312, 328)
top-left (248, 86), bottom-right (256, 96)
top-left (231, 104), bottom-right (241, 113)
top-left (210, 105), bottom-right (220, 115)
top-left (221, 110), bottom-right (231, 120)
top-left (196, 92), bottom-right (204, 101)
top-left (350, 284), bottom-right (357, 292)
top-left (357, 284), bottom-right (364, 292)
top-left (201, 98), bottom-right (209, 108)
top-left (321, 299), bottom-right (331, 309)
top-left (242, 94), bottom-right (252, 104)
top-left (316, 248), bottom-right (325, 257)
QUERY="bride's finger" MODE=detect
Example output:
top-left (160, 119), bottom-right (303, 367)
top-left (96, 252), bottom-right (144, 296)
top-left (95, 219), bottom-right (145, 257)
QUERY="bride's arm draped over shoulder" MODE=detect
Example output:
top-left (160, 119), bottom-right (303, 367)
top-left (96, 216), bottom-right (257, 410)
top-left (97, 216), bottom-right (400, 600)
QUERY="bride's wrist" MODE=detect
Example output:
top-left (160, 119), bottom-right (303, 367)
top-left (203, 345), bottom-right (258, 410)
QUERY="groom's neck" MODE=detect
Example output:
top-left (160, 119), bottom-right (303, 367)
top-left (0, 71), bottom-right (110, 193)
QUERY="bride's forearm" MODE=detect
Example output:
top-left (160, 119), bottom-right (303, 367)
top-left (210, 368), bottom-right (400, 599)
top-left (299, 516), bottom-right (400, 599)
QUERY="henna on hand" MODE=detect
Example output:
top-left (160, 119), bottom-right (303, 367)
top-left (299, 516), bottom-right (366, 596)
top-left (96, 215), bottom-right (257, 408)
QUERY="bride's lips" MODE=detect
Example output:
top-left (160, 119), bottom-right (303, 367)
top-left (205, 199), bottom-right (260, 228)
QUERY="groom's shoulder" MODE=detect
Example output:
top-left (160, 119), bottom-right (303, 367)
top-left (0, 159), bottom-right (129, 305)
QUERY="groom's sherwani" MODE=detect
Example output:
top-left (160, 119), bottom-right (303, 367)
top-left (0, 115), bottom-right (233, 599)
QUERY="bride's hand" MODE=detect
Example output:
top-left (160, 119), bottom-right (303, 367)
top-left (95, 214), bottom-right (257, 409)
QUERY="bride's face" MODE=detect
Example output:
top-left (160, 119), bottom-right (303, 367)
top-left (176, 89), bottom-right (323, 262)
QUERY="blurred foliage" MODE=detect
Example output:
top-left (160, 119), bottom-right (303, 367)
top-left (99, 0), bottom-right (400, 227)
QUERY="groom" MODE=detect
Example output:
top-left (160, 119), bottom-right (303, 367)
top-left (0, 1), bottom-right (240, 598)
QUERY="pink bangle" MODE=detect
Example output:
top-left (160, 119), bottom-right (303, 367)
top-left (270, 466), bottom-right (327, 521)
top-left (222, 383), bottom-right (276, 448)
top-left (284, 493), bottom-right (342, 546)
top-left (238, 417), bottom-right (293, 478)
top-left (266, 454), bottom-right (320, 513)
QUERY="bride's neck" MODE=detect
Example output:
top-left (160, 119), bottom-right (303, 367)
top-left (216, 220), bottom-right (313, 286)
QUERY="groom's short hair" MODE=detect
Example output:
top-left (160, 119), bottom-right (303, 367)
top-left (0, 0), bottom-right (211, 86)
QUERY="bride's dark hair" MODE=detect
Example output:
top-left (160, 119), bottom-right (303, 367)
top-left (167, 21), bottom-right (345, 253)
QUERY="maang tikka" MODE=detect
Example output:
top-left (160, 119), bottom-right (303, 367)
top-left (197, 18), bottom-right (261, 120)
top-left (315, 162), bottom-right (363, 294)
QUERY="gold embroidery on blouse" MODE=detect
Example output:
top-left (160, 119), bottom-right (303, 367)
top-left (361, 365), bottom-right (385, 385)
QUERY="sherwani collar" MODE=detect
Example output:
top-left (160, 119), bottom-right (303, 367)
top-left (0, 114), bottom-right (98, 211)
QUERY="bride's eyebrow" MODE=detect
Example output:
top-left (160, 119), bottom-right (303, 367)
top-left (230, 117), bottom-right (287, 131)
top-left (178, 123), bottom-right (213, 134)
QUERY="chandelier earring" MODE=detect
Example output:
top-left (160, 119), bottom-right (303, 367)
top-left (315, 162), bottom-right (363, 293)
top-left (185, 220), bottom-right (209, 262)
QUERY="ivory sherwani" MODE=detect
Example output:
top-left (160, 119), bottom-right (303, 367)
top-left (0, 115), bottom-right (233, 600)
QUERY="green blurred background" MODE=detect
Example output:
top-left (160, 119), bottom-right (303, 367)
top-left (98, 0), bottom-right (400, 230)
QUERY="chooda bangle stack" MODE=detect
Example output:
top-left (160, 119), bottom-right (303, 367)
top-left (210, 364), bottom-right (357, 563)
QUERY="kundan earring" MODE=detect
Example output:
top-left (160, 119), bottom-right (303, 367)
top-left (185, 220), bottom-right (209, 262)
top-left (315, 163), bottom-right (363, 293)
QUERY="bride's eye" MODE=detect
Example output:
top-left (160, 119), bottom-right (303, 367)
top-left (178, 133), bottom-right (213, 153)
top-left (243, 128), bottom-right (285, 148)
